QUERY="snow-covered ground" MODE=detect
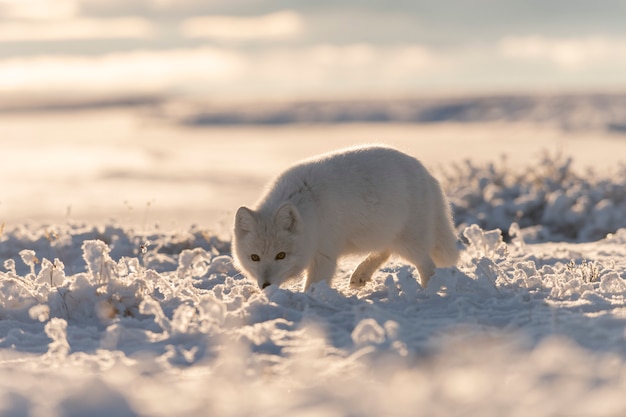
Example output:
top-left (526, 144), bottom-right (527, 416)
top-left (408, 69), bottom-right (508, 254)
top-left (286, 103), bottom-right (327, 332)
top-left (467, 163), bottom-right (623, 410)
top-left (1, 104), bottom-right (626, 416)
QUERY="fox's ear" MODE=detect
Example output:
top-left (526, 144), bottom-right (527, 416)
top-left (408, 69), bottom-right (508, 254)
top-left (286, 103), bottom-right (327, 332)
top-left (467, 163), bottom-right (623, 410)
top-left (274, 203), bottom-right (300, 233)
top-left (235, 207), bottom-right (257, 236)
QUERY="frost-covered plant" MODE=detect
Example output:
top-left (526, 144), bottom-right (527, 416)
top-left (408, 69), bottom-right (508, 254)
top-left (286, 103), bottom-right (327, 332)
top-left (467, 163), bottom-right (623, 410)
top-left (566, 259), bottom-right (601, 283)
top-left (442, 152), bottom-right (626, 242)
top-left (0, 222), bottom-right (234, 331)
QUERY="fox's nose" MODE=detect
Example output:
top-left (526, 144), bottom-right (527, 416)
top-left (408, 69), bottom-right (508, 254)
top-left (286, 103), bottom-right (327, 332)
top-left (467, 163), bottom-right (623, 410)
top-left (262, 282), bottom-right (271, 289)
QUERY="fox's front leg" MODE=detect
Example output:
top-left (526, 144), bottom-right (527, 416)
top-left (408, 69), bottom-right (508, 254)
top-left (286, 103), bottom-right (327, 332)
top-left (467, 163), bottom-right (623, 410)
top-left (350, 250), bottom-right (391, 287)
top-left (304, 252), bottom-right (337, 291)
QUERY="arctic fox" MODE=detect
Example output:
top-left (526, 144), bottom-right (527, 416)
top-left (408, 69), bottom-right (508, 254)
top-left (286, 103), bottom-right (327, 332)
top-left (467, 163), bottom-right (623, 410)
top-left (233, 145), bottom-right (459, 291)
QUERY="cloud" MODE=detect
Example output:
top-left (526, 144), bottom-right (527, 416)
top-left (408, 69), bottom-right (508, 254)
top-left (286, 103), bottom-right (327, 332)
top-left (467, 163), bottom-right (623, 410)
top-left (499, 35), bottom-right (626, 69)
top-left (254, 44), bottom-right (439, 88)
top-left (180, 10), bottom-right (304, 42)
top-left (0, 17), bottom-right (156, 41)
top-left (0, 0), bottom-right (79, 19)
top-left (0, 47), bottom-right (245, 93)
top-left (0, 0), bottom-right (228, 19)
top-left (77, 0), bottom-right (277, 19)
top-left (4, 39), bottom-right (623, 99)
top-left (0, 44), bottom-right (441, 98)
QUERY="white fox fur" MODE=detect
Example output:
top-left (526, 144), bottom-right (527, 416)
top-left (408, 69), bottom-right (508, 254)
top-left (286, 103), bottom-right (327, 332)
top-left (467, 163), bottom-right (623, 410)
top-left (233, 145), bottom-right (459, 291)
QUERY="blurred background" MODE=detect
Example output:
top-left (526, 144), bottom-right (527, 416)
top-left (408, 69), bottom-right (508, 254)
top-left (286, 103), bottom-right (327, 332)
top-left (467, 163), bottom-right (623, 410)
top-left (1, 0), bottom-right (626, 229)
top-left (2, 0), bottom-right (626, 99)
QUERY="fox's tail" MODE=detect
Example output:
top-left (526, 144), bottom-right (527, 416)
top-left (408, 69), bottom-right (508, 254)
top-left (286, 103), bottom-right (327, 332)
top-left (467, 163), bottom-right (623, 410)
top-left (431, 184), bottom-right (460, 267)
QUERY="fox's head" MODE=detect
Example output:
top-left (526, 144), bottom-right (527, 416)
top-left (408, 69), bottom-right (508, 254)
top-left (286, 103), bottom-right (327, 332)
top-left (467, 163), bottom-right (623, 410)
top-left (233, 203), bottom-right (309, 289)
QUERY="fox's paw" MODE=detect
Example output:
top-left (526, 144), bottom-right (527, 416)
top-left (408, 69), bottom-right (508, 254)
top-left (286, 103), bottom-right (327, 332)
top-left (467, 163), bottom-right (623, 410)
top-left (349, 270), bottom-right (372, 287)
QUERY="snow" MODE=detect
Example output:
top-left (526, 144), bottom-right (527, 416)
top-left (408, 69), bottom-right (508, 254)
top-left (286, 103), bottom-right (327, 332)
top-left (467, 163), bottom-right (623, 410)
top-left (1, 220), bottom-right (626, 416)
top-left (1, 105), bottom-right (626, 416)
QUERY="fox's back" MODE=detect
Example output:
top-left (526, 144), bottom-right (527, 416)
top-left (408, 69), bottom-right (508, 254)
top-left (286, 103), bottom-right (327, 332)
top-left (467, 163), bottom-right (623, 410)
top-left (256, 145), bottom-right (434, 214)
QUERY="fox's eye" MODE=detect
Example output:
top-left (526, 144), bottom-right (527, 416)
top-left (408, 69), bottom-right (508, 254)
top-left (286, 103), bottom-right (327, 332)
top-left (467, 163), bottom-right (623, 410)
top-left (251, 254), bottom-right (260, 262)
top-left (275, 252), bottom-right (286, 260)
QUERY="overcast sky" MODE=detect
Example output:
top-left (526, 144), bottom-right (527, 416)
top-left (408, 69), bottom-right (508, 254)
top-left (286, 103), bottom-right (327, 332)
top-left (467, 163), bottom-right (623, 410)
top-left (1, 0), bottom-right (626, 100)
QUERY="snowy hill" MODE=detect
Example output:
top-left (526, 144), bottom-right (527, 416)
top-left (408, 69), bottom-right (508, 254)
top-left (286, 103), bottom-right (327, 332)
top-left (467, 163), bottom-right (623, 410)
top-left (4, 93), bottom-right (626, 133)
top-left (173, 93), bottom-right (626, 132)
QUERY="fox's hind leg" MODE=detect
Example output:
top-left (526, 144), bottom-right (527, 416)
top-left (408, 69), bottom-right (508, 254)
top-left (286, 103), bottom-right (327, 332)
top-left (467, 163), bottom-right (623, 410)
top-left (349, 250), bottom-right (391, 287)
top-left (395, 245), bottom-right (435, 288)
